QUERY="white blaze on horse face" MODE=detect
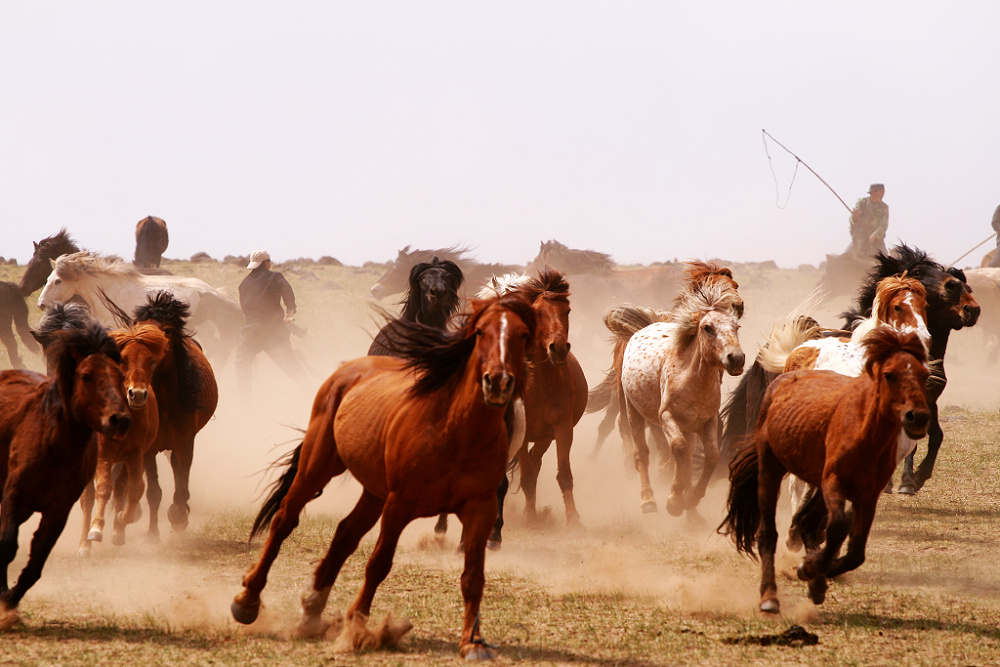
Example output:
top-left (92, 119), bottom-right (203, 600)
top-left (499, 313), bottom-right (508, 367)
top-left (902, 291), bottom-right (932, 350)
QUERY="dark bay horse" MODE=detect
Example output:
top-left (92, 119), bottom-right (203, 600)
top-left (134, 216), bottom-right (169, 269)
top-left (719, 329), bottom-right (930, 613)
top-left (78, 322), bottom-right (169, 555)
top-left (0, 281), bottom-right (38, 369)
top-left (369, 245), bottom-right (522, 301)
top-left (18, 229), bottom-right (79, 296)
top-left (367, 256), bottom-right (464, 356)
top-left (232, 295), bottom-right (537, 659)
top-left (0, 321), bottom-right (130, 614)
top-left (132, 293), bottom-right (218, 541)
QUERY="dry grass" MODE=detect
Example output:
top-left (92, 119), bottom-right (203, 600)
top-left (1, 258), bottom-right (1000, 666)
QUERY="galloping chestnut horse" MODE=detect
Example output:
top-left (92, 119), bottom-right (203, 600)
top-left (132, 292), bottom-right (218, 541)
top-left (0, 321), bottom-right (130, 613)
top-left (78, 322), bottom-right (169, 555)
top-left (134, 216), bottom-right (170, 269)
top-left (232, 294), bottom-right (536, 659)
top-left (720, 328), bottom-right (930, 613)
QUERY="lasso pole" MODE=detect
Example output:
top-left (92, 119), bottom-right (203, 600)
top-left (949, 232), bottom-right (997, 267)
top-left (762, 129), bottom-right (853, 214)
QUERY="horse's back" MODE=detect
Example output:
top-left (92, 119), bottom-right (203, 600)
top-left (621, 322), bottom-right (677, 419)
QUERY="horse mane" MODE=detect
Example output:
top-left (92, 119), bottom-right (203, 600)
top-left (132, 291), bottom-right (204, 412)
top-left (43, 321), bottom-right (122, 416)
top-left (479, 268), bottom-right (570, 304)
top-left (669, 281), bottom-right (745, 345)
top-left (675, 261), bottom-right (743, 317)
top-left (53, 251), bottom-right (140, 281)
top-left (602, 304), bottom-right (670, 341)
top-left (535, 240), bottom-right (614, 275)
top-left (35, 228), bottom-right (80, 257)
top-left (33, 302), bottom-right (94, 348)
top-left (397, 245), bottom-right (469, 267)
top-left (852, 245), bottom-right (943, 316)
top-left (861, 328), bottom-right (928, 378)
top-left (399, 256), bottom-right (464, 322)
top-left (391, 294), bottom-right (537, 397)
top-left (109, 322), bottom-right (170, 354)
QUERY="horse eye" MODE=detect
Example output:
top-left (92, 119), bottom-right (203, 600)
top-left (884, 372), bottom-right (897, 383)
top-left (894, 305), bottom-right (903, 312)
top-left (703, 324), bottom-right (715, 335)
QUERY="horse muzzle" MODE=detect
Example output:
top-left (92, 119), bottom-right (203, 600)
top-left (103, 411), bottom-right (132, 439)
top-left (901, 407), bottom-right (930, 440)
top-left (481, 371), bottom-right (514, 407)
top-left (547, 342), bottom-right (570, 366)
top-left (725, 350), bottom-right (746, 376)
top-left (127, 387), bottom-right (149, 409)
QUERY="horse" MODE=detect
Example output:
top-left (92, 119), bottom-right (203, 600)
top-left (368, 245), bottom-right (522, 301)
top-left (17, 228), bottom-right (79, 297)
top-left (131, 292), bottom-right (219, 541)
top-left (719, 328), bottom-right (931, 614)
top-left (134, 216), bottom-right (169, 269)
top-left (0, 282), bottom-right (38, 369)
top-left (478, 270), bottom-right (588, 545)
top-left (0, 320), bottom-right (131, 614)
top-left (587, 262), bottom-right (743, 467)
top-left (231, 294), bottom-right (537, 659)
top-left (612, 271), bottom-right (744, 517)
top-left (78, 322), bottom-right (169, 555)
top-left (37, 251), bottom-right (241, 365)
top-left (720, 244), bottom-right (980, 494)
top-left (367, 255), bottom-right (464, 356)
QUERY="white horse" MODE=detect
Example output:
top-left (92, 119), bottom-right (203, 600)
top-left (616, 280), bottom-right (745, 517)
top-left (37, 251), bottom-right (242, 362)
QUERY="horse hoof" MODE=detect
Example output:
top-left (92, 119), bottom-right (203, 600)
top-left (111, 533), bottom-right (126, 547)
top-left (167, 505), bottom-right (189, 530)
top-left (807, 577), bottom-right (828, 605)
top-left (785, 534), bottom-right (803, 552)
top-left (144, 532), bottom-right (161, 545)
top-left (230, 598), bottom-right (260, 625)
top-left (897, 484), bottom-right (916, 496)
top-left (760, 598), bottom-right (780, 614)
top-left (665, 498), bottom-right (683, 517)
top-left (796, 563), bottom-right (811, 581)
top-left (76, 547), bottom-right (91, 559)
top-left (640, 501), bottom-right (658, 514)
top-left (88, 529), bottom-right (103, 543)
top-left (486, 539), bottom-right (502, 552)
top-left (463, 643), bottom-right (497, 661)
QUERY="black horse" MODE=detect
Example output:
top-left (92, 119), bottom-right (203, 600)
top-left (721, 244), bottom-right (980, 495)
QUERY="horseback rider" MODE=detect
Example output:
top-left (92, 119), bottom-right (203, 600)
top-left (848, 183), bottom-right (889, 259)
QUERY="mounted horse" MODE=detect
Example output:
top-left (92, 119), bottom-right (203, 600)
top-left (0, 319), bottom-right (130, 614)
top-left (368, 245), bottom-right (522, 301)
top-left (37, 251), bottom-right (241, 365)
top-left (720, 245), bottom-right (979, 494)
top-left (131, 292), bottom-right (218, 541)
top-left (719, 328), bottom-right (930, 613)
top-left (134, 216), bottom-right (169, 269)
top-left (0, 281), bottom-right (38, 369)
top-left (232, 294), bottom-right (536, 659)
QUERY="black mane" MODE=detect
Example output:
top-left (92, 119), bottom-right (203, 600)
top-left (133, 291), bottom-right (204, 412)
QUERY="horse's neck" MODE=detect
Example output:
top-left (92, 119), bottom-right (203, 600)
top-left (83, 275), bottom-right (147, 324)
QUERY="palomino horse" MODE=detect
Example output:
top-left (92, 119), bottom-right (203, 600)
top-left (0, 321), bottom-right (130, 613)
top-left (368, 245), bottom-right (522, 301)
top-left (618, 277), bottom-right (745, 517)
top-left (134, 216), bottom-right (169, 269)
top-left (719, 329), bottom-right (930, 613)
top-left (131, 292), bottom-right (218, 541)
top-left (78, 322), bottom-right (169, 555)
top-left (0, 281), bottom-right (38, 369)
top-left (720, 245), bottom-right (979, 494)
top-left (37, 251), bottom-right (241, 364)
top-left (368, 255), bottom-right (464, 356)
top-left (478, 270), bottom-right (588, 545)
top-left (232, 295), bottom-right (536, 659)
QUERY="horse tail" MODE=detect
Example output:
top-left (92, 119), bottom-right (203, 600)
top-left (586, 369), bottom-right (616, 414)
top-left (249, 443), bottom-right (303, 542)
top-left (756, 315), bottom-right (823, 373)
top-left (718, 359), bottom-right (776, 472)
top-left (601, 304), bottom-right (666, 341)
top-left (718, 442), bottom-right (762, 559)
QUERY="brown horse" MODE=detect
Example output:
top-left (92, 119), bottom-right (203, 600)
top-left (232, 294), bottom-right (537, 659)
top-left (132, 292), bottom-right (218, 541)
top-left (78, 322), bottom-right (169, 555)
top-left (720, 328), bottom-right (930, 614)
top-left (480, 270), bottom-right (588, 543)
top-left (134, 216), bottom-right (169, 269)
top-left (17, 229), bottom-right (79, 296)
top-left (0, 281), bottom-right (38, 369)
top-left (0, 321), bottom-right (130, 613)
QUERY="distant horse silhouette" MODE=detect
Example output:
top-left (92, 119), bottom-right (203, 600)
top-left (0, 281), bottom-right (38, 368)
top-left (612, 271), bottom-right (744, 517)
top-left (367, 256), bottom-right (464, 356)
top-left (134, 216), bottom-right (169, 269)
top-left (719, 328), bottom-right (930, 614)
top-left (132, 292), bottom-right (219, 541)
top-left (37, 251), bottom-right (241, 365)
top-left (232, 294), bottom-right (536, 659)
top-left (720, 245), bottom-right (979, 495)
top-left (369, 245), bottom-right (522, 301)
top-left (78, 321), bottom-right (169, 555)
top-left (0, 320), bottom-right (130, 613)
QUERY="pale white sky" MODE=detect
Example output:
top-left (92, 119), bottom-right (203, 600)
top-left (2, 2), bottom-right (998, 268)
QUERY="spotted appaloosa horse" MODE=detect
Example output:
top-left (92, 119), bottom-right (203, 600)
top-left (720, 328), bottom-right (930, 614)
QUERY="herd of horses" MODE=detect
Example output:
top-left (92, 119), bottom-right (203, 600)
top-left (0, 227), bottom-right (991, 658)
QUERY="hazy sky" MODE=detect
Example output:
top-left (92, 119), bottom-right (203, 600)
top-left (2, 2), bottom-right (998, 269)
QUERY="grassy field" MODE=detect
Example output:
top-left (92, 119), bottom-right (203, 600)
top-left (1, 257), bottom-right (999, 666)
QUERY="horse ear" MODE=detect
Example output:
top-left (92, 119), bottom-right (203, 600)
top-left (49, 258), bottom-right (57, 268)
top-left (34, 241), bottom-right (39, 251)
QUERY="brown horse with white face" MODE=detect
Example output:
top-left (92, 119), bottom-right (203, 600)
top-left (232, 294), bottom-right (536, 659)
top-left (720, 328), bottom-right (931, 614)
top-left (0, 322), bottom-right (130, 614)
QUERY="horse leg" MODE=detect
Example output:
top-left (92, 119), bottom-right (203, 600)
top-left (590, 400), bottom-right (618, 461)
top-left (295, 489), bottom-right (384, 638)
top-left (1, 508), bottom-right (70, 611)
top-left (553, 425), bottom-right (580, 526)
top-left (143, 449), bottom-right (163, 543)
top-left (113, 451), bottom-right (146, 546)
top-left (433, 512), bottom-right (449, 535)
top-left (0, 324), bottom-right (24, 370)
top-left (87, 459), bottom-right (114, 545)
top-left (167, 442), bottom-right (194, 531)
top-left (625, 402), bottom-right (657, 513)
top-left (77, 482), bottom-right (96, 557)
top-left (756, 448), bottom-right (784, 614)
top-left (456, 494), bottom-right (500, 660)
top-left (798, 483), bottom-right (851, 605)
top-left (826, 497), bottom-right (878, 579)
top-left (487, 472), bottom-right (509, 550)
top-left (785, 476), bottom-right (809, 551)
top-left (518, 440), bottom-right (549, 525)
top-left (910, 403), bottom-right (942, 493)
top-left (661, 418), bottom-right (692, 517)
top-left (649, 427), bottom-right (671, 483)
top-left (687, 421), bottom-right (721, 510)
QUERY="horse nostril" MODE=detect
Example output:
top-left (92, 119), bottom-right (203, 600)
top-left (906, 410), bottom-right (930, 430)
